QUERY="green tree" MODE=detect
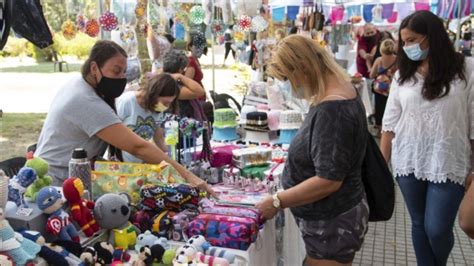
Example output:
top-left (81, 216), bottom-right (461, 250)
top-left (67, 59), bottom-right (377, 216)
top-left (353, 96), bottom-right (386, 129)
top-left (41, 0), bottom-right (97, 32)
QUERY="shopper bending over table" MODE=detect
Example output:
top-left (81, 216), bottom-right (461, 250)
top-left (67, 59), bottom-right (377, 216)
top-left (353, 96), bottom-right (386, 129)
top-left (35, 40), bottom-right (215, 197)
top-left (256, 35), bottom-right (369, 266)
top-left (116, 57), bottom-right (204, 163)
top-left (116, 73), bottom-right (180, 163)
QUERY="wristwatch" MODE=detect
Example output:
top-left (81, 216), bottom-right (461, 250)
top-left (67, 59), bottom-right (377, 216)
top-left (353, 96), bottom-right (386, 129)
top-left (272, 193), bottom-right (281, 209)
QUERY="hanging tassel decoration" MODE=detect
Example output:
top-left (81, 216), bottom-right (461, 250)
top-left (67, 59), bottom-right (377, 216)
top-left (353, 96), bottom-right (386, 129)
top-left (238, 15), bottom-right (252, 32)
top-left (85, 19), bottom-right (100, 37)
top-left (189, 5), bottom-right (206, 25)
top-left (61, 20), bottom-right (77, 40)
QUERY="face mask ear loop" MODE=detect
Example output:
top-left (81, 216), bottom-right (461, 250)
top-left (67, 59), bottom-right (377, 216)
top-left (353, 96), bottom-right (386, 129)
top-left (95, 64), bottom-right (104, 88)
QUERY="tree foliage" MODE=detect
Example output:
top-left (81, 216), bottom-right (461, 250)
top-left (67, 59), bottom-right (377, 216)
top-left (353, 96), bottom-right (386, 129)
top-left (41, 0), bottom-right (97, 32)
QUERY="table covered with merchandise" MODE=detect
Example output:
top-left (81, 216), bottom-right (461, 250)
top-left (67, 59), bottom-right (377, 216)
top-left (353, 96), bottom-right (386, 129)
top-left (1, 142), bottom-right (306, 266)
top-left (0, 79), bottom-right (311, 265)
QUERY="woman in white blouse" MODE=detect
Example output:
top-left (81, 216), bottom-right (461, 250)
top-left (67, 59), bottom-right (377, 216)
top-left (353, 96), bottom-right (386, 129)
top-left (381, 11), bottom-right (474, 266)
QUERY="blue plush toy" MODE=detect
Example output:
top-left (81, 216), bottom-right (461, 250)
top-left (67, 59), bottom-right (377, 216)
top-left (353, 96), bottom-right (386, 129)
top-left (8, 167), bottom-right (37, 207)
top-left (36, 186), bottom-right (80, 243)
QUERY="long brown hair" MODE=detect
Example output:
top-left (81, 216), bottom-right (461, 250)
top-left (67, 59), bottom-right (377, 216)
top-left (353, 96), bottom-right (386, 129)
top-left (397, 11), bottom-right (466, 100)
top-left (139, 74), bottom-right (180, 114)
top-left (81, 40), bottom-right (127, 161)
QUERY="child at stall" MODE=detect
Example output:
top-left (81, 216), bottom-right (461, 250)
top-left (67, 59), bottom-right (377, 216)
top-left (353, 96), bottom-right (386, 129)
top-left (116, 73), bottom-right (180, 163)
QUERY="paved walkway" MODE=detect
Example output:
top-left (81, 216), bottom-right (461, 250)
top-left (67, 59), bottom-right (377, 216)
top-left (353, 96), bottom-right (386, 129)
top-left (353, 184), bottom-right (474, 265)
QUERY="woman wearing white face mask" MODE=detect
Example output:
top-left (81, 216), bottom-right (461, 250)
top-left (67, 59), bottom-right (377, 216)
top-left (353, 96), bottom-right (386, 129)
top-left (381, 11), bottom-right (474, 266)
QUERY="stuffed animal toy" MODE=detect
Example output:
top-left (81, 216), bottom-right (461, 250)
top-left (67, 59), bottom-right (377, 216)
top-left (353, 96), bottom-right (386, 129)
top-left (36, 186), bottom-right (80, 242)
top-left (135, 230), bottom-right (169, 252)
top-left (93, 242), bottom-right (114, 265)
top-left (149, 244), bottom-right (165, 263)
top-left (93, 193), bottom-right (139, 250)
top-left (8, 167), bottom-right (37, 207)
top-left (195, 252), bottom-right (230, 266)
top-left (19, 229), bottom-right (69, 266)
top-left (174, 244), bottom-right (198, 264)
top-left (24, 155), bottom-right (53, 201)
top-left (175, 243), bottom-right (230, 266)
top-left (48, 243), bottom-right (83, 265)
top-left (162, 248), bottom-right (176, 265)
top-left (80, 246), bottom-right (98, 266)
top-left (0, 174), bottom-right (41, 265)
top-left (0, 253), bottom-right (14, 266)
top-left (131, 210), bottom-right (154, 233)
top-left (52, 239), bottom-right (84, 257)
top-left (132, 246), bottom-right (153, 266)
top-left (186, 235), bottom-right (236, 264)
top-left (63, 177), bottom-right (99, 237)
top-left (112, 247), bottom-right (131, 263)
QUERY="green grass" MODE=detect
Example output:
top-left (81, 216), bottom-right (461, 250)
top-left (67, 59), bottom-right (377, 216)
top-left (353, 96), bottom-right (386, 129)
top-left (0, 113), bottom-right (46, 161)
top-left (0, 62), bottom-right (82, 73)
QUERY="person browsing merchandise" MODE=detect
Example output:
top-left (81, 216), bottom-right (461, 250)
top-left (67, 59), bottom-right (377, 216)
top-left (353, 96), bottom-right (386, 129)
top-left (35, 40), bottom-right (215, 197)
top-left (256, 35), bottom-right (369, 266)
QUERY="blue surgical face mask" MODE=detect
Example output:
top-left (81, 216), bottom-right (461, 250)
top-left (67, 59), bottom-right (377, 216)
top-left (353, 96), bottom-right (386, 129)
top-left (403, 37), bottom-right (429, 61)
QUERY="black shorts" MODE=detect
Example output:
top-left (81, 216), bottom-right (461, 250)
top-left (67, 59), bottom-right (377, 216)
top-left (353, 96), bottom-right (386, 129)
top-left (296, 197), bottom-right (369, 264)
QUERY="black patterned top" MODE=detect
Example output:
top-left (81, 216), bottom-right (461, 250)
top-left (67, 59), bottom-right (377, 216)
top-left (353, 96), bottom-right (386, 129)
top-left (282, 96), bottom-right (368, 220)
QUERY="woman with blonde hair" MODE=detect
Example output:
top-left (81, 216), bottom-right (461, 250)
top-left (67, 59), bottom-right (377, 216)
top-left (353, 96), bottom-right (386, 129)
top-left (369, 38), bottom-right (397, 137)
top-left (256, 35), bottom-right (369, 266)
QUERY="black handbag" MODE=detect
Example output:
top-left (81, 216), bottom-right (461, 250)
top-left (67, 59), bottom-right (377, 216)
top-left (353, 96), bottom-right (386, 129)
top-left (361, 133), bottom-right (395, 222)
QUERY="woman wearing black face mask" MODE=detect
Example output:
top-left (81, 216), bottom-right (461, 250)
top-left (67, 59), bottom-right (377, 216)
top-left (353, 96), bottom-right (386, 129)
top-left (35, 40), bottom-right (216, 197)
top-left (356, 24), bottom-right (380, 78)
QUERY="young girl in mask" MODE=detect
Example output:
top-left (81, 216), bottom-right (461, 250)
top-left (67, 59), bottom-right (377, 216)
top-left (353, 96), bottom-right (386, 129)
top-left (381, 11), bottom-right (474, 265)
top-left (116, 73), bottom-right (180, 163)
top-left (35, 40), bottom-right (216, 197)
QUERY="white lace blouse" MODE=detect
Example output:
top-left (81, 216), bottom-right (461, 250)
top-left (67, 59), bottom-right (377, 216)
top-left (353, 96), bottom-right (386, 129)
top-left (382, 58), bottom-right (474, 185)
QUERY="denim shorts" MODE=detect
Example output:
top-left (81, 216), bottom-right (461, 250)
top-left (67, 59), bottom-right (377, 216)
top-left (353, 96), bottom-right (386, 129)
top-left (296, 197), bottom-right (369, 264)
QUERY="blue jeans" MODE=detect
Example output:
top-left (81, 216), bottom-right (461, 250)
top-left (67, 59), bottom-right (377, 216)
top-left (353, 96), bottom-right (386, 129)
top-left (396, 174), bottom-right (464, 266)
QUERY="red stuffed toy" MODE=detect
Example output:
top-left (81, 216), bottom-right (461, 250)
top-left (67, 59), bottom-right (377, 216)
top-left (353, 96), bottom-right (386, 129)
top-left (63, 177), bottom-right (99, 237)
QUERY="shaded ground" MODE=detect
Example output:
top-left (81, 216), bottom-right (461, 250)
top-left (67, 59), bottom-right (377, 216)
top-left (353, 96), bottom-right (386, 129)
top-left (0, 62), bottom-right (82, 73)
top-left (0, 113), bottom-right (46, 161)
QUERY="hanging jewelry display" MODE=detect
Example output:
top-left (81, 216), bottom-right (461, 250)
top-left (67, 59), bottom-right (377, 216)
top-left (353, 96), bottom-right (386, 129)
top-left (85, 18), bottom-right (100, 37)
top-left (62, 20), bottom-right (77, 40)
top-left (76, 14), bottom-right (87, 32)
top-left (251, 15), bottom-right (268, 32)
top-left (237, 15), bottom-right (252, 32)
top-left (100, 11), bottom-right (119, 31)
top-left (189, 5), bottom-right (206, 25)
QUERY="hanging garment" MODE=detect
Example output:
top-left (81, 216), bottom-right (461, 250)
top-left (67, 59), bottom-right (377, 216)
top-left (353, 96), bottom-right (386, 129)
top-left (11, 0), bottom-right (53, 48)
top-left (0, 0), bottom-right (11, 50)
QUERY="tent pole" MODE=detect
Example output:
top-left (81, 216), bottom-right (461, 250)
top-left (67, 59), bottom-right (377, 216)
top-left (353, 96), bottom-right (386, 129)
top-left (211, 0), bottom-right (216, 93)
top-left (455, 0), bottom-right (463, 52)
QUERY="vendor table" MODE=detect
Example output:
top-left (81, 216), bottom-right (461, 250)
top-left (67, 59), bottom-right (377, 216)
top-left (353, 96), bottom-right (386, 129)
top-left (169, 208), bottom-right (306, 266)
top-left (357, 78), bottom-right (373, 116)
